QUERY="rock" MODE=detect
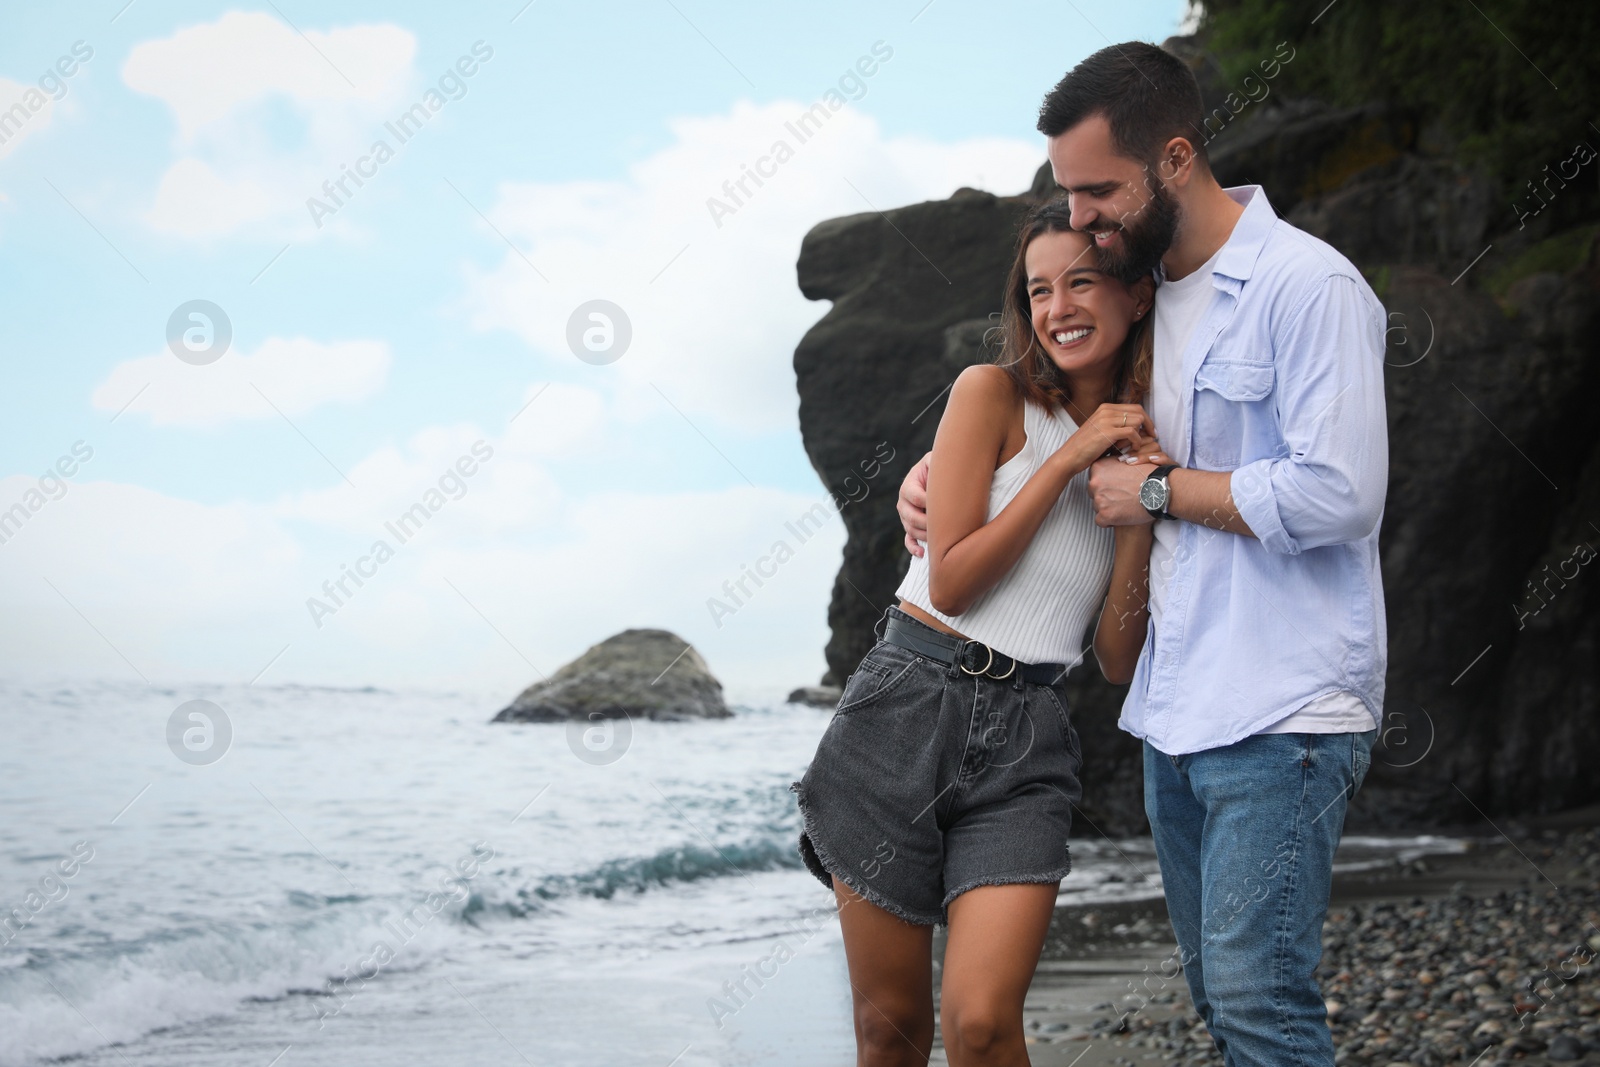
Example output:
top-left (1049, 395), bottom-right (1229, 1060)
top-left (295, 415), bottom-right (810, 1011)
top-left (1283, 154), bottom-right (1494, 268)
top-left (786, 685), bottom-right (843, 708)
top-left (491, 629), bottom-right (729, 722)
top-left (1548, 1033), bottom-right (1585, 1060)
top-left (788, 30), bottom-right (1600, 831)
top-left (1208, 99), bottom-right (1400, 214)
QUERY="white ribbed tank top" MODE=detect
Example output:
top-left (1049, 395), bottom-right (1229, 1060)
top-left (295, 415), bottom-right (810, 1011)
top-left (894, 395), bottom-right (1115, 666)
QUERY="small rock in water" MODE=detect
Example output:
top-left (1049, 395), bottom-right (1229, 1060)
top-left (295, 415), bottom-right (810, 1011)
top-left (787, 684), bottom-right (843, 708)
top-left (491, 628), bottom-right (729, 722)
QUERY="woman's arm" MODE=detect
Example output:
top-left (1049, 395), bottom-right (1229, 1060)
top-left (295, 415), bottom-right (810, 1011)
top-left (1092, 524), bottom-right (1153, 684)
top-left (926, 366), bottom-right (1151, 616)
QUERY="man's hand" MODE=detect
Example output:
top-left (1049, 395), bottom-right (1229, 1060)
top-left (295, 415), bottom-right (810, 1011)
top-left (898, 451), bottom-right (932, 556)
top-left (1088, 455), bottom-right (1159, 527)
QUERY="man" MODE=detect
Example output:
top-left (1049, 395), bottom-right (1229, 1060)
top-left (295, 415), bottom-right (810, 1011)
top-left (896, 42), bottom-right (1387, 1066)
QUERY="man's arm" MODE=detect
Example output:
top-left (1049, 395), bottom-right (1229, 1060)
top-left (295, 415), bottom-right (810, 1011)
top-left (1087, 459), bottom-right (1256, 535)
top-left (1170, 468), bottom-right (1254, 534)
top-left (1089, 273), bottom-right (1386, 548)
top-left (1230, 273), bottom-right (1387, 554)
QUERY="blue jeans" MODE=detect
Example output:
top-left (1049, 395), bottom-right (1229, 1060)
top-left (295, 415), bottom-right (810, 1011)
top-left (1145, 730), bottom-right (1376, 1067)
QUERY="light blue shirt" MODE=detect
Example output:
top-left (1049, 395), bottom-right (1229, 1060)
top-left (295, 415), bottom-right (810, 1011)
top-left (1121, 185), bottom-right (1389, 756)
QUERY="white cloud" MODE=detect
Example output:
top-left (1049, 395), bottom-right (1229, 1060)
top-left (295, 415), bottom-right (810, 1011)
top-left (4, 357), bottom-right (842, 694)
top-left (90, 337), bottom-right (390, 427)
top-left (0, 464), bottom-right (842, 697)
top-left (408, 485), bottom-right (845, 694)
top-left (141, 158), bottom-right (278, 238)
top-left (0, 77), bottom-right (60, 162)
top-left (122, 11), bottom-right (414, 139)
top-left (275, 383), bottom-right (606, 537)
top-left (0, 478), bottom-right (301, 680)
top-left (123, 11), bottom-right (419, 239)
top-left (460, 99), bottom-right (1041, 433)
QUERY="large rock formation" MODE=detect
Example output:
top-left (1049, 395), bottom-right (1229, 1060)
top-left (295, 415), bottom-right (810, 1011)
top-left (492, 629), bottom-right (729, 722)
top-left (791, 38), bottom-right (1600, 834)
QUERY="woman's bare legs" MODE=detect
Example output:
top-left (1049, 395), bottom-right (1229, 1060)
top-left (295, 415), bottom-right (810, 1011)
top-left (833, 876), bottom-right (936, 1066)
top-left (939, 882), bottom-right (1059, 1066)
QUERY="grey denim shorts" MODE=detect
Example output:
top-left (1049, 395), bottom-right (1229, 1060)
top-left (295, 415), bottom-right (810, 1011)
top-left (791, 605), bottom-right (1084, 926)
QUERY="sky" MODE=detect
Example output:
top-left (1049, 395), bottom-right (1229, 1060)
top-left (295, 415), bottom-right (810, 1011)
top-left (0, 0), bottom-right (1190, 701)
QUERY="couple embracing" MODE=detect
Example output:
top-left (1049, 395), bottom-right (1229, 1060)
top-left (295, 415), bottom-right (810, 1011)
top-left (791, 41), bottom-right (1388, 1067)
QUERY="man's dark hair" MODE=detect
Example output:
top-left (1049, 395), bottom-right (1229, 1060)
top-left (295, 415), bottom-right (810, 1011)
top-left (1037, 42), bottom-right (1207, 169)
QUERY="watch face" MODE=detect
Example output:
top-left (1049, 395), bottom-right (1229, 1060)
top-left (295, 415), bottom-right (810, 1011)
top-left (1139, 476), bottom-right (1166, 511)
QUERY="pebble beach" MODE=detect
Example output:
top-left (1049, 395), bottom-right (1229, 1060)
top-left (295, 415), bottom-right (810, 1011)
top-left (1005, 816), bottom-right (1600, 1066)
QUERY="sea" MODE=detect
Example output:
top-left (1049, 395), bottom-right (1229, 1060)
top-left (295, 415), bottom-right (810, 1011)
top-left (0, 680), bottom-right (1465, 1066)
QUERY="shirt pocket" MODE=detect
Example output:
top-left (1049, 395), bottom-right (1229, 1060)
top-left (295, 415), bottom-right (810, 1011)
top-left (1191, 358), bottom-right (1275, 469)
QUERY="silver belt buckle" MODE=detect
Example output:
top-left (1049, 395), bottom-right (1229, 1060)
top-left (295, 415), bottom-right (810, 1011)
top-left (959, 640), bottom-right (1018, 680)
top-left (958, 640), bottom-right (993, 676)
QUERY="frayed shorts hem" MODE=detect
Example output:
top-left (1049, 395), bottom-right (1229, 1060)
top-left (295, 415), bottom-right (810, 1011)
top-left (791, 780), bottom-right (947, 927)
top-left (940, 864), bottom-right (1072, 913)
top-left (793, 781), bottom-right (1070, 927)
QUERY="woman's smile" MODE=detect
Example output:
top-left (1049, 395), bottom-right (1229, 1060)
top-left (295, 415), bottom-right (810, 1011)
top-left (1048, 324), bottom-right (1096, 351)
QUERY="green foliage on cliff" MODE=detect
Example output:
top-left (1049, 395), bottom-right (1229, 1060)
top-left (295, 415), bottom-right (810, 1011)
top-left (1199, 0), bottom-right (1598, 189)
top-left (1487, 224), bottom-right (1599, 299)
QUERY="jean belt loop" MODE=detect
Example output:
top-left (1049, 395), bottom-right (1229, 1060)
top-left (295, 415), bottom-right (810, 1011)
top-left (873, 606), bottom-right (892, 643)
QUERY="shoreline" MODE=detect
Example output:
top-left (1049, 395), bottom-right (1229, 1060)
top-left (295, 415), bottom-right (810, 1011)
top-left (934, 812), bottom-right (1600, 1065)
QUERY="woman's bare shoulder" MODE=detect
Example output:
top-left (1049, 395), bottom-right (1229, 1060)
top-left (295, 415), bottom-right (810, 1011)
top-left (948, 364), bottom-right (1020, 409)
top-left (938, 365), bottom-right (1022, 458)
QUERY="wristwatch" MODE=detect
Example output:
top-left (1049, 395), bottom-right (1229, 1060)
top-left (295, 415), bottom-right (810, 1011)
top-left (1139, 464), bottom-right (1177, 520)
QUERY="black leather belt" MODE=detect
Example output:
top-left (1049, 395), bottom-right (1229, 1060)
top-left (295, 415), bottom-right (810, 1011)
top-left (882, 608), bottom-right (1069, 686)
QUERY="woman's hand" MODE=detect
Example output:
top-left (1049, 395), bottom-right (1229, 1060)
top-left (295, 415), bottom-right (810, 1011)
top-left (898, 451), bottom-right (932, 557)
top-left (1114, 435), bottom-right (1174, 469)
top-left (1053, 403), bottom-right (1156, 475)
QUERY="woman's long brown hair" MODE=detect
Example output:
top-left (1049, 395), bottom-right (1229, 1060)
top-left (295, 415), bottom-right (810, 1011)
top-left (991, 196), bottom-right (1153, 415)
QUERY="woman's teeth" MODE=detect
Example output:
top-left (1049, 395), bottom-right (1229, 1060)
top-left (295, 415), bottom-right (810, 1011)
top-left (1052, 327), bottom-right (1092, 345)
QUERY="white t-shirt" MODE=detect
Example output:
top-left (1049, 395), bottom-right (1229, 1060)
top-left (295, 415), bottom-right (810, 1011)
top-left (1147, 250), bottom-right (1376, 736)
top-left (1148, 248), bottom-right (1218, 633)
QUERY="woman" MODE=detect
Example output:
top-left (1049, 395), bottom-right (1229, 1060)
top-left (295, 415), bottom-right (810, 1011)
top-left (791, 197), bottom-right (1167, 1066)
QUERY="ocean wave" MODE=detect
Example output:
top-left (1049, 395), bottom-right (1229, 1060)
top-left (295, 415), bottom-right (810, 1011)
top-left (0, 901), bottom-right (459, 1066)
top-left (468, 834), bottom-right (803, 919)
top-left (0, 829), bottom-right (807, 1065)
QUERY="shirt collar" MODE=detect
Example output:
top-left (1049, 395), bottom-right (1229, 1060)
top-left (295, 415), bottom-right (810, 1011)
top-left (1214, 184), bottom-right (1276, 282)
top-left (1155, 184), bottom-right (1277, 286)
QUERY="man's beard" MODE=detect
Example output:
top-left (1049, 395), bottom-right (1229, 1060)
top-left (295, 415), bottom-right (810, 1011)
top-left (1094, 178), bottom-right (1179, 283)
